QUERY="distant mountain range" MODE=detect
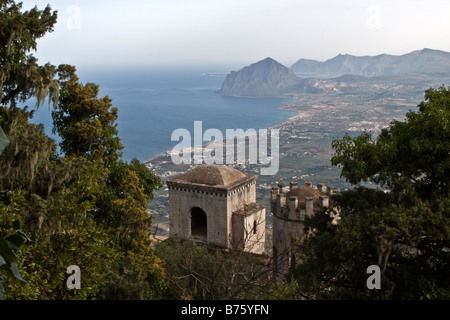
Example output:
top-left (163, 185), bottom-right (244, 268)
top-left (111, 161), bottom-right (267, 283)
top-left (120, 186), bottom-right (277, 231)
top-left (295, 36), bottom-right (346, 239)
top-left (290, 48), bottom-right (450, 78)
top-left (217, 49), bottom-right (450, 97)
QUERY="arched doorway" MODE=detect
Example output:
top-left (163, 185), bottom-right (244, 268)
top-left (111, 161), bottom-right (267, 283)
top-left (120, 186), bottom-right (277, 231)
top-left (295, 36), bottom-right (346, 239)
top-left (190, 207), bottom-right (207, 241)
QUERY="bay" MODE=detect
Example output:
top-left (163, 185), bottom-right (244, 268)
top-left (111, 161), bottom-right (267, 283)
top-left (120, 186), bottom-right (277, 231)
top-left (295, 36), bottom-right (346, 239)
top-left (29, 67), bottom-right (296, 163)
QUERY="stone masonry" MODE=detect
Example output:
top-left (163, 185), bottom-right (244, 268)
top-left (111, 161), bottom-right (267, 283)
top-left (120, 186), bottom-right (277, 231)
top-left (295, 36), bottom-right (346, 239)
top-left (166, 164), bottom-right (266, 255)
top-left (271, 181), bottom-right (340, 274)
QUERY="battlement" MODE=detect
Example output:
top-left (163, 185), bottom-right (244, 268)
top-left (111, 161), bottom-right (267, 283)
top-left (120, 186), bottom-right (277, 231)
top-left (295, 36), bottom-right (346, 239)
top-left (272, 181), bottom-right (341, 275)
top-left (271, 181), bottom-right (339, 221)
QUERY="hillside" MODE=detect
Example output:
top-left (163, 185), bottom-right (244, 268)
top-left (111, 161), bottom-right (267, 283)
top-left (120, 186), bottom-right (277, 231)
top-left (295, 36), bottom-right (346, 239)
top-left (216, 57), bottom-right (302, 97)
top-left (290, 48), bottom-right (450, 78)
top-left (216, 49), bottom-right (450, 98)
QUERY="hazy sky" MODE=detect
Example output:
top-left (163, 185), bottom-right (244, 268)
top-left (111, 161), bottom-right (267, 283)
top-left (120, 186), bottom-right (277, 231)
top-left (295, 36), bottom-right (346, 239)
top-left (20, 0), bottom-right (450, 70)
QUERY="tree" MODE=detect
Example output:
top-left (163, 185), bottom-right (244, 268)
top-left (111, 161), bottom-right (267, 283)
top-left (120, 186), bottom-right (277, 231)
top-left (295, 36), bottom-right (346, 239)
top-left (0, 97), bottom-right (164, 299)
top-left (0, 0), bottom-right (60, 160)
top-left (0, 190), bottom-right (29, 300)
top-left (0, 118), bottom-right (8, 155)
top-left (294, 87), bottom-right (450, 299)
top-left (0, 0), bottom-right (58, 161)
top-left (51, 66), bottom-right (165, 300)
top-left (154, 236), bottom-right (292, 300)
top-left (0, 1), bottom-right (166, 300)
top-left (52, 65), bottom-right (123, 165)
top-left (331, 86), bottom-right (450, 199)
top-left (0, 1), bottom-right (58, 107)
top-left (3, 161), bottom-right (117, 300)
top-left (95, 162), bottom-right (166, 300)
top-left (0, 106), bottom-right (56, 195)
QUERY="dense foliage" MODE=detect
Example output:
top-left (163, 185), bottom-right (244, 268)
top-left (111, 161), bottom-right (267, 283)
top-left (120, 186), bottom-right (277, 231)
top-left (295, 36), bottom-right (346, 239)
top-left (155, 236), bottom-right (299, 300)
top-left (0, 1), bottom-right (165, 299)
top-left (294, 87), bottom-right (450, 299)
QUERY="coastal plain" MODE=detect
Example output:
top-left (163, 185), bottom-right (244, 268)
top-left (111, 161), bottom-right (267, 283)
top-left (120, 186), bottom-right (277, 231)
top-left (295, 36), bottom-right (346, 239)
top-left (145, 73), bottom-right (448, 239)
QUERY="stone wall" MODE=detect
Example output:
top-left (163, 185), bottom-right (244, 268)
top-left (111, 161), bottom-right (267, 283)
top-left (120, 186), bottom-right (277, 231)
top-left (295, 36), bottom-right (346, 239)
top-left (232, 203), bottom-right (266, 254)
top-left (167, 176), bottom-right (264, 253)
top-left (168, 184), bottom-right (229, 248)
top-left (271, 181), bottom-right (338, 274)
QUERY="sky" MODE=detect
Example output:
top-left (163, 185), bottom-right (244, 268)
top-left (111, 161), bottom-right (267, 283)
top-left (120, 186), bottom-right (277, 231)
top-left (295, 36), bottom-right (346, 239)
top-left (19, 0), bottom-right (450, 70)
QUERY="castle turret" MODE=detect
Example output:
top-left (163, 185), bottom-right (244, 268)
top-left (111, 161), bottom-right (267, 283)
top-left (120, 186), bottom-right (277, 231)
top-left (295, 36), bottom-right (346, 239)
top-left (272, 180), bottom-right (334, 275)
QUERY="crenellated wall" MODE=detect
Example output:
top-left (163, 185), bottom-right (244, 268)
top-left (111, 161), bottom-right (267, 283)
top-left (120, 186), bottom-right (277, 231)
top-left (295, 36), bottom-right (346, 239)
top-left (271, 181), bottom-right (339, 274)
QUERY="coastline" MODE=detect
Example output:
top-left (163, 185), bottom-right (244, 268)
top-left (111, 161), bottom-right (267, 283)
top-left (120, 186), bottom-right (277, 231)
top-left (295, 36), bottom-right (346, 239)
top-left (146, 74), bottom-right (446, 237)
top-left (143, 98), bottom-right (297, 166)
top-left (274, 100), bottom-right (305, 126)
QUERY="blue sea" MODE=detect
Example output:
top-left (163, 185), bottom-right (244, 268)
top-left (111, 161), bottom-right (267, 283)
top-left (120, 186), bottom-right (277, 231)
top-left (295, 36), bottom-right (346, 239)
top-left (29, 67), bottom-right (296, 163)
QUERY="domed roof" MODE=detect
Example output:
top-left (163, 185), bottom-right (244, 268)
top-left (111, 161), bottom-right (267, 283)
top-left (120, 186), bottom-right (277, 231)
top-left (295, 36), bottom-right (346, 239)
top-left (286, 186), bottom-right (327, 209)
top-left (170, 164), bottom-right (250, 187)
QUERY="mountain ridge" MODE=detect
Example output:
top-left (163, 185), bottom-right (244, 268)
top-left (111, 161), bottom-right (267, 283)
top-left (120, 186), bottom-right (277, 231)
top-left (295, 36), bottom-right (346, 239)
top-left (216, 57), bottom-right (302, 97)
top-left (216, 49), bottom-right (450, 98)
top-left (290, 48), bottom-right (450, 78)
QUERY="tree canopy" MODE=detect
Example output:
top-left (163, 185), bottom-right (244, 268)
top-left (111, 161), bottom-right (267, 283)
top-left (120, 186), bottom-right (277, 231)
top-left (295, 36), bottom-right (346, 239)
top-left (0, 1), bottom-right (165, 300)
top-left (0, 0), bottom-right (58, 107)
top-left (294, 86), bottom-right (450, 299)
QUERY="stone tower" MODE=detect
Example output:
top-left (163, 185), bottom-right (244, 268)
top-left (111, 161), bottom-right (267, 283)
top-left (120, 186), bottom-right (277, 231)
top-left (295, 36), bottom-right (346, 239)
top-left (271, 182), bottom-right (339, 274)
top-left (166, 164), bottom-right (266, 255)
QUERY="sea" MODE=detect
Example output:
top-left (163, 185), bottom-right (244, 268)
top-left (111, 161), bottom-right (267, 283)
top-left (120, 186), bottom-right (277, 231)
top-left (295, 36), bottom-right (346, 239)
top-left (28, 67), bottom-right (296, 163)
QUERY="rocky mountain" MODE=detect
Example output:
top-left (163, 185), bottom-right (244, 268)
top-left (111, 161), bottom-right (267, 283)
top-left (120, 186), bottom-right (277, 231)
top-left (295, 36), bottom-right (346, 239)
top-left (216, 57), bottom-right (302, 97)
top-left (290, 48), bottom-right (450, 78)
top-left (217, 49), bottom-right (450, 98)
